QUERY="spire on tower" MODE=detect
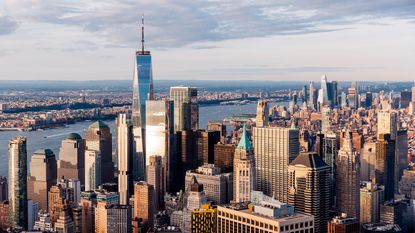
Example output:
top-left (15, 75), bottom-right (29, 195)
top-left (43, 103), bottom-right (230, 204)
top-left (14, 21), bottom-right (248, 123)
top-left (141, 14), bottom-right (145, 52)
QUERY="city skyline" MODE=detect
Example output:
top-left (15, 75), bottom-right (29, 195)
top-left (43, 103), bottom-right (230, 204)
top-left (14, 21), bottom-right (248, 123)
top-left (0, 1), bottom-right (414, 81)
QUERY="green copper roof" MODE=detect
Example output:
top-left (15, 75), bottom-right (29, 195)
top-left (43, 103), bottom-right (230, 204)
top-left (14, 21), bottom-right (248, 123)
top-left (237, 124), bottom-right (253, 150)
top-left (89, 120), bottom-right (108, 128)
top-left (34, 148), bottom-right (54, 156)
top-left (66, 133), bottom-right (82, 140)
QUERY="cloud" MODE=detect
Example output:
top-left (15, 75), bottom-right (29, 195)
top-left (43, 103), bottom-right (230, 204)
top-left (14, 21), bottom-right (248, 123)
top-left (0, 16), bottom-right (18, 35)
top-left (1, 0), bottom-right (415, 49)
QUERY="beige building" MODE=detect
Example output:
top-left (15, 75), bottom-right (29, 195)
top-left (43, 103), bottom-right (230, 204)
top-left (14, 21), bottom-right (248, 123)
top-left (116, 114), bottom-right (133, 205)
top-left (360, 181), bottom-right (385, 224)
top-left (360, 142), bottom-right (376, 181)
top-left (133, 181), bottom-right (155, 230)
top-left (398, 163), bottom-right (415, 199)
top-left (84, 150), bottom-right (101, 191)
top-left (217, 196), bottom-right (314, 233)
top-left (95, 202), bottom-right (131, 233)
top-left (146, 155), bottom-right (164, 211)
top-left (377, 111), bottom-right (397, 140)
top-left (253, 126), bottom-right (299, 203)
top-left (185, 164), bottom-right (232, 205)
top-left (256, 100), bottom-right (269, 127)
top-left (233, 125), bottom-right (256, 202)
top-left (288, 152), bottom-right (330, 233)
top-left (27, 149), bottom-right (57, 211)
top-left (57, 133), bottom-right (85, 185)
top-left (54, 208), bottom-right (74, 233)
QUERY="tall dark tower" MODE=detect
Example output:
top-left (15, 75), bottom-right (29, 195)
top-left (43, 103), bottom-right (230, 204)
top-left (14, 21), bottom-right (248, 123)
top-left (375, 133), bottom-right (396, 201)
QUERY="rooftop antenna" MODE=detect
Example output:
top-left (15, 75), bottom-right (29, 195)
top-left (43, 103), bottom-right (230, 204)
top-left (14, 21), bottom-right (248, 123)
top-left (141, 14), bottom-right (145, 52)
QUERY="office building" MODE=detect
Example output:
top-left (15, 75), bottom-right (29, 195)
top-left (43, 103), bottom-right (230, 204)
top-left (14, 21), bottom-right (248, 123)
top-left (27, 200), bottom-right (38, 231)
top-left (335, 131), bottom-right (360, 219)
top-left (213, 143), bottom-right (235, 173)
top-left (80, 191), bottom-right (98, 233)
top-left (33, 211), bottom-right (53, 232)
top-left (197, 130), bottom-right (221, 165)
top-left (400, 90), bottom-right (411, 108)
top-left (134, 181), bottom-right (155, 230)
top-left (377, 112), bottom-right (397, 140)
top-left (366, 92), bottom-right (373, 108)
top-left (321, 106), bottom-right (331, 134)
top-left (116, 114), bottom-right (134, 205)
top-left (147, 155), bottom-right (164, 211)
top-left (375, 134), bottom-right (396, 201)
top-left (185, 164), bottom-right (232, 205)
top-left (170, 86), bottom-right (198, 132)
top-left (96, 201), bottom-right (131, 233)
top-left (361, 142), bottom-right (377, 181)
top-left (256, 100), bottom-right (269, 127)
top-left (0, 201), bottom-right (9, 232)
top-left (396, 130), bottom-right (408, 191)
top-left (54, 207), bottom-right (74, 233)
top-left (0, 177), bottom-right (7, 202)
top-left (207, 121), bottom-right (226, 138)
top-left (8, 136), bottom-right (28, 230)
top-left (175, 130), bottom-right (199, 191)
top-left (288, 152), bottom-right (330, 233)
top-left (27, 148), bottom-right (57, 211)
top-left (183, 176), bottom-right (208, 233)
top-left (360, 181), bottom-right (384, 224)
top-left (146, 99), bottom-right (174, 191)
top-left (217, 192), bottom-right (314, 233)
top-left (398, 163), bottom-right (415, 199)
top-left (309, 81), bottom-right (317, 109)
top-left (84, 149), bottom-right (101, 191)
top-left (322, 132), bottom-right (339, 210)
top-left (57, 133), bottom-right (85, 186)
top-left (328, 214), bottom-right (360, 233)
top-left (191, 203), bottom-right (217, 233)
top-left (72, 206), bottom-right (82, 233)
top-left (380, 199), bottom-right (413, 232)
top-left (319, 74), bottom-right (329, 106)
top-left (233, 125), bottom-right (255, 202)
top-left (85, 120), bottom-right (114, 184)
top-left (253, 126), bottom-right (299, 203)
top-left (48, 184), bottom-right (72, 226)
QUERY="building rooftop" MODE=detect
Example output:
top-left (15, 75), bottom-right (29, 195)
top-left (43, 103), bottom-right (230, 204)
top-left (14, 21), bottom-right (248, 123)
top-left (66, 132), bottom-right (82, 140)
top-left (89, 120), bottom-right (108, 128)
top-left (290, 152), bottom-right (328, 169)
top-left (33, 148), bottom-right (54, 156)
top-left (362, 223), bottom-right (402, 232)
top-left (237, 124), bottom-right (253, 151)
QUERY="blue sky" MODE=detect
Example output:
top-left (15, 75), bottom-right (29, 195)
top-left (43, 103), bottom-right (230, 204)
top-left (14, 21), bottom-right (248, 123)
top-left (0, 0), bottom-right (414, 81)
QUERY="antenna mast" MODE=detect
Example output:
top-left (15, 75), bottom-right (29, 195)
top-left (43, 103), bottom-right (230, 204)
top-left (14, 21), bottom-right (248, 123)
top-left (141, 14), bottom-right (145, 52)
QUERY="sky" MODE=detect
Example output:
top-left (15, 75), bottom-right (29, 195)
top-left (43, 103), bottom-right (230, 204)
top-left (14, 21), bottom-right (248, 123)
top-left (0, 0), bottom-right (414, 81)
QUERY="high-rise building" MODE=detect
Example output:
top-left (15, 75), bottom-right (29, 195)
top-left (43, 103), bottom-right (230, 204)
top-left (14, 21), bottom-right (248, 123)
top-left (132, 16), bottom-right (154, 128)
top-left (80, 191), bottom-right (97, 233)
top-left (197, 130), bottom-right (220, 165)
top-left (33, 211), bottom-right (53, 232)
top-left (175, 130), bottom-right (199, 191)
top-left (323, 132), bottom-right (339, 211)
top-left (256, 100), bottom-right (269, 127)
top-left (116, 114), bottom-right (134, 205)
top-left (360, 181), bottom-right (384, 224)
top-left (27, 200), bottom-right (38, 231)
top-left (191, 203), bottom-right (217, 233)
top-left (57, 133), bottom-right (85, 186)
top-left (146, 99), bottom-right (174, 191)
top-left (375, 134), bottom-right (396, 201)
top-left (319, 74), bottom-right (329, 106)
top-left (400, 90), bottom-right (411, 108)
top-left (335, 131), bottom-right (360, 219)
top-left (85, 120), bottom-right (114, 183)
top-left (361, 142), bottom-right (376, 181)
top-left (398, 163), bottom-right (415, 199)
top-left (95, 192), bottom-right (131, 233)
top-left (395, 130), bottom-right (408, 191)
top-left (27, 148), bottom-right (57, 211)
top-left (0, 177), bottom-right (7, 202)
top-left (183, 176), bottom-right (208, 233)
top-left (411, 86), bottom-right (415, 102)
top-left (0, 201), bottom-right (9, 232)
top-left (84, 149), bottom-right (101, 191)
top-left (146, 155), bottom-right (164, 211)
top-left (134, 181), bottom-right (155, 230)
top-left (288, 152), bottom-right (330, 233)
top-left (213, 143), bottom-right (235, 173)
top-left (48, 185), bottom-right (72, 226)
top-left (377, 112), bottom-right (397, 140)
top-left (321, 105), bottom-right (331, 134)
top-left (253, 126), bottom-right (299, 203)
top-left (217, 193), bottom-right (314, 233)
top-left (185, 164), bottom-right (232, 205)
top-left (54, 206), bottom-right (74, 233)
top-left (207, 121), bottom-right (226, 138)
top-left (233, 125), bottom-right (255, 203)
top-left (8, 136), bottom-right (28, 230)
top-left (366, 92), bottom-right (373, 108)
top-left (309, 81), bottom-right (318, 110)
top-left (328, 214), bottom-right (360, 233)
top-left (170, 86), bottom-right (198, 132)
top-left (380, 199), bottom-right (413, 232)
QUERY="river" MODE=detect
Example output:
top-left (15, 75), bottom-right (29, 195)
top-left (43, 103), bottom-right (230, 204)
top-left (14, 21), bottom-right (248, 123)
top-left (0, 101), bottom-right (289, 177)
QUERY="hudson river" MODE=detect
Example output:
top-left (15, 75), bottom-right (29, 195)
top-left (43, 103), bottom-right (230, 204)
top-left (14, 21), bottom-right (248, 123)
top-left (0, 101), bottom-right (289, 177)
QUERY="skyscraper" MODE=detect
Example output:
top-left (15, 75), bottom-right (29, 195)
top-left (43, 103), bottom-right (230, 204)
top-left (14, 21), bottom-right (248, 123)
top-left (377, 112), bottom-right (397, 140)
top-left (27, 148), bottom-right (57, 211)
top-left (132, 16), bottom-right (154, 127)
top-left (335, 131), bottom-right (360, 219)
top-left (84, 150), bottom-right (101, 191)
top-left (0, 177), bottom-right (7, 202)
top-left (95, 191), bottom-right (131, 233)
top-left (321, 105), bottom-right (331, 134)
top-left (183, 176), bottom-right (208, 233)
top-left (80, 191), bottom-right (97, 233)
top-left (375, 134), bottom-right (396, 201)
top-left (170, 86), bottom-right (198, 132)
top-left (133, 181), bottom-right (155, 230)
top-left (54, 206), bottom-right (74, 233)
top-left (116, 114), bottom-right (133, 205)
top-left (57, 133), bottom-right (85, 186)
top-left (256, 100), bottom-right (269, 127)
top-left (319, 74), bottom-right (329, 107)
top-left (146, 99), bottom-right (174, 191)
top-left (400, 90), bottom-right (411, 108)
top-left (360, 181), bottom-right (384, 224)
top-left (288, 152), bottom-right (330, 233)
top-left (213, 143), bottom-right (235, 173)
top-left (8, 136), bottom-right (28, 230)
top-left (233, 125), bottom-right (256, 202)
top-left (309, 81), bottom-right (318, 109)
top-left (395, 130), bottom-right (408, 191)
top-left (323, 132), bottom-right (339, 211)
top-left (146, 155), bottom-right (164, 211)
top-left (328, 214), bottom-right (360, 233)
top-left (361, 142), bottom-right (376, 181)
top-left (85, 120), bottom-right (114, 183)
top-left (197, 130), bottom-right (220, 165)
top-left (253, 126), bottom-right (299, 203)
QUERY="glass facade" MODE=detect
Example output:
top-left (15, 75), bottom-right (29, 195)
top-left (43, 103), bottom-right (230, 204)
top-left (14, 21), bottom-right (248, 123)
top-left (170, 86), bottom-right (199, 132)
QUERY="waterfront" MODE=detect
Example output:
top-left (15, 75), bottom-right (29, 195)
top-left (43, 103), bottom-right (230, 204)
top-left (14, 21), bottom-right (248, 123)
top-left (0, 101), bottom-right (288, 177)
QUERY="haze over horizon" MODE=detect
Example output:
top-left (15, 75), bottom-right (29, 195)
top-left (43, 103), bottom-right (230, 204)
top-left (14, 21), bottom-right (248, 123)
top-left (0, 1), bottom-right (414, 81)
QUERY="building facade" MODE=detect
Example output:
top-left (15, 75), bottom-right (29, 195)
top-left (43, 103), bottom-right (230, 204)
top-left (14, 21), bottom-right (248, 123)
top-left (170, 86), bottom-right (198, 132)
top-left (57, 133), bottom-right (85, 186)
top-left (117, 114), bottom-right (133, 205)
